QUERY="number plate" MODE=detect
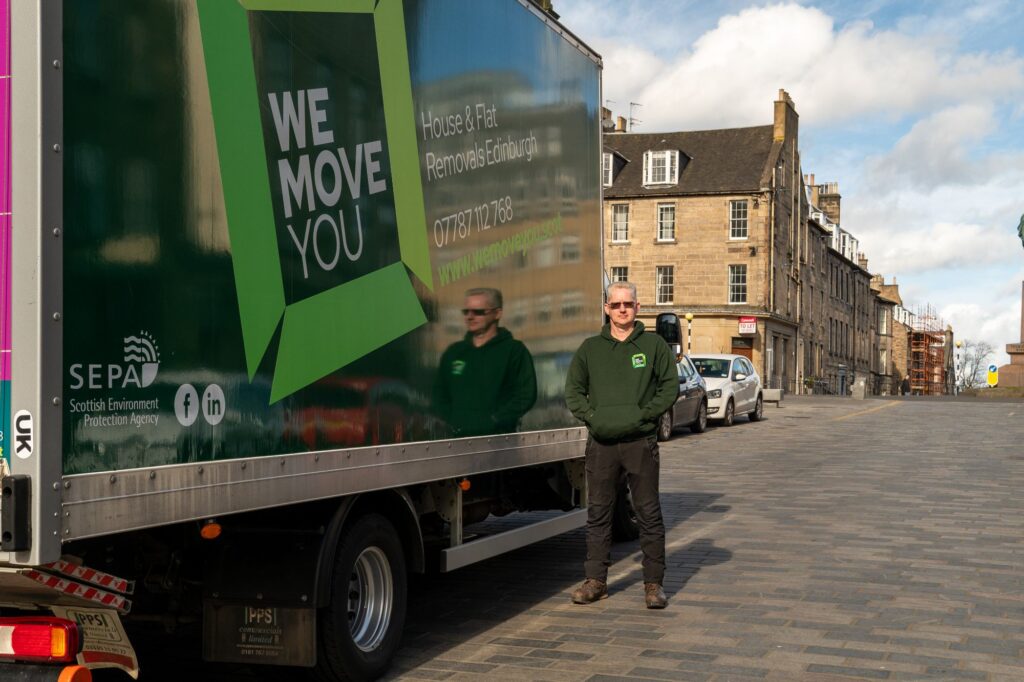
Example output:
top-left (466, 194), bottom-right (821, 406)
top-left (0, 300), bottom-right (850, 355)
top-left (50, 605), bottom-right (140, 679)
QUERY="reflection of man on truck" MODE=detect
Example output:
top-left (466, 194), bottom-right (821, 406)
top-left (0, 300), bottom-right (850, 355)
top-left (433, 288), bottom-right (537, 436)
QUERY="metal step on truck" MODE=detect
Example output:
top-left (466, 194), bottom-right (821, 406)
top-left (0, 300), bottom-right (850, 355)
top-left (0, 1), bottom-right (611, 679)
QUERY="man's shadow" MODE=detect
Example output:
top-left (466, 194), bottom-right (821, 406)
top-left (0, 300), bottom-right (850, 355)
top-left (607, 489), bottom-right (733, 598)
top-left (608, 537), bottom-right (733, 597)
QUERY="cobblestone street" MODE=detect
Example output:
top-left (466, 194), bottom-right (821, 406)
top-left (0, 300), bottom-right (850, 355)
top-left (388, 397), bottom-right (1024, 681)
top-left (119, 397), bottom-right (1024, 681)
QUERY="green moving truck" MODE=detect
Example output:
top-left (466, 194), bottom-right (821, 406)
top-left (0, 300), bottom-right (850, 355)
top-left (0, 1), bottom-right (605, 679)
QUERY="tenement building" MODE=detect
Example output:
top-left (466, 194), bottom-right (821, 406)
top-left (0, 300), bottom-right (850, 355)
top-left (807, 181), bottom-right (883, 395)
top-left (602, 92), bottom-right (939, 394)
top-left (603, 90), bottom-right (804, 391)
top-left (598, 93), bottom-right (942, 395)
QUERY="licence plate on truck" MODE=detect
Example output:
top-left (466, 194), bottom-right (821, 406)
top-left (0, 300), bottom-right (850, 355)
top-left (50, 605), bottom-right (140, 679)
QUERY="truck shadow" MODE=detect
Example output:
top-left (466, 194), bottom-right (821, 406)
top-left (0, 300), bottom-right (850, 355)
top-left (100, 493), bottom-right (728, 681)
top-left (394, 491), bottom-right (728, 670)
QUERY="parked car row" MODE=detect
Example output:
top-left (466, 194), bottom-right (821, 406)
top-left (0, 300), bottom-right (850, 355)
top-left (657, 352), bottom-right (764, 441)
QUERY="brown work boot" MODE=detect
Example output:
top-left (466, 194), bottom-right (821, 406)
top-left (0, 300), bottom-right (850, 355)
top-left (644, 582), bottom-right (667, 609)
top-left (571, 578), bottom-right (608, 604)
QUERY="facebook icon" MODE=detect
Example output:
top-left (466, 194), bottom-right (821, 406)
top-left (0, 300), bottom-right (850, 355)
top-left (175, 384), bottom-right (200, 427)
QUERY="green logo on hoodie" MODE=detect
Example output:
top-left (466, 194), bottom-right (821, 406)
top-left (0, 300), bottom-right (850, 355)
top-left (451, 360), bottom-right (466, 376)
top-left (631, 353), bottom-right (647, 369)
top-left (197, 0), bottom-right (431, 403)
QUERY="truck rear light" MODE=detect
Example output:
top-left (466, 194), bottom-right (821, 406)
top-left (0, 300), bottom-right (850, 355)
top-left (0, 616), bottom-right (81, 663)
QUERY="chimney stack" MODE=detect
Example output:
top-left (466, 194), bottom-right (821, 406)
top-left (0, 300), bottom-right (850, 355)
top-left (774, 88), bottom-right (799, 143)
top-left (615, 116), bottom-right (627, 132)
top-left (817, 181), bottom-right (842, 225)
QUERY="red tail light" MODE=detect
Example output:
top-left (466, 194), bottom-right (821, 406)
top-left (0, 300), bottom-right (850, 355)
top-left (0, 616), bottom-right (81, 663)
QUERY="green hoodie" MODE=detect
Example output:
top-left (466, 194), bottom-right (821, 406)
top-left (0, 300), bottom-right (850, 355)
top-left (434, 327), bottom-right (537, 437)
top-left (565, 321), bottom-right (677, 442)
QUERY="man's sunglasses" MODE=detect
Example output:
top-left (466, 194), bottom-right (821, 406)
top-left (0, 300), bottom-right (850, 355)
top-left (606, 301), bottom-right (636, 310)
top-left (461, 308), bottom-right (497, 316)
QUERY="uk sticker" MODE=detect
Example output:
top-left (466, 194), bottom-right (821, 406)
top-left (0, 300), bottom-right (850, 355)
top-left (631, 353), bottom-right (647, 369)
top-left (13, 410), bottom-right (33, 459)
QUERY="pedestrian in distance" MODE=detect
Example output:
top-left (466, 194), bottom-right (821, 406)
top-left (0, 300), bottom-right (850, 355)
top-left (564, 281), bottom-right (678, 608)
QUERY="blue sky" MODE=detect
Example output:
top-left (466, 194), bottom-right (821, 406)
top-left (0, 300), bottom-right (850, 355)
top-left (559, 0), bottom-right (1024, 366)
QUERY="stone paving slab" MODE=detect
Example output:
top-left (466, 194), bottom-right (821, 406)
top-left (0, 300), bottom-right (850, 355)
top-left (388, 397), bottom-right (1024, 681)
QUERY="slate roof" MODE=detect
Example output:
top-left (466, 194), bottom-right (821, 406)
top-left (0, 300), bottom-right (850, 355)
top-left (603, 125), bottom-right (775, 198)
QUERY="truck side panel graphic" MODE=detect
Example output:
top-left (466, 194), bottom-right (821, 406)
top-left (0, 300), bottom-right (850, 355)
top-left (60, 0), bottom-right (600, 473)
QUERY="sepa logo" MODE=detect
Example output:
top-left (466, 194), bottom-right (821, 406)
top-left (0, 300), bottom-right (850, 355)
top-left (198, 0), bottom-right (431, 403)
top-left (70, 331), bottom-right (161, 390)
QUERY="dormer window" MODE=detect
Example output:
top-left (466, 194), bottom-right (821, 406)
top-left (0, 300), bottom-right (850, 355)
top-left (643, 150), bottom-right (679, 186)
top-left (602, 153), bottom-right (613, 187)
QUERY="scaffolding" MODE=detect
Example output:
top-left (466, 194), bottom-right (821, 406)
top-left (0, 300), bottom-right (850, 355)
top-left (906, 304), bottom-right (950, 395)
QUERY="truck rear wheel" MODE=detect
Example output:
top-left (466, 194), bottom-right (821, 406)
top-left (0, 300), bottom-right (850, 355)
top-left (316, 513), bottom-right (407, 682)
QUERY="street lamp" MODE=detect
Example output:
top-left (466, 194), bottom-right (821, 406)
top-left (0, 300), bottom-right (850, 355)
top-left (684, 312), bottom-right (694, 355)
top-left (954, 340), bottom-right (963, 395)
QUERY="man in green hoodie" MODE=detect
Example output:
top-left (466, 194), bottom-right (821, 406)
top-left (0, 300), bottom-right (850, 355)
top-left (434, 288), bottom-right (537, 437)
top-left (565, 281), bottom-right (677, 608)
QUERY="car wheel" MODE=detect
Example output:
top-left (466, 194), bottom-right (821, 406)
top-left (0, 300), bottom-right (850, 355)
top-left (721, 399), bottom-right (734, 427)
top-left (690, 401), bottom-right (708, 433)
top-left (656, 409), bottom-right (673, 442)
top-left (748, 394), bottom-right (764, 422)
top-left (315, 513), bottom-right (407, 682)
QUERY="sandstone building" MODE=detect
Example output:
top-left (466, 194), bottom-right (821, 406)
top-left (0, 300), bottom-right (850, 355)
top-left (603, 90), bottom-right (803, 390)
top-left (602, 92), bottom-right (951, 395)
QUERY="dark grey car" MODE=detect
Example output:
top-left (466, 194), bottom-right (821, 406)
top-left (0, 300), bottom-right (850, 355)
top-left (657, 355), bottom-right (709, 441)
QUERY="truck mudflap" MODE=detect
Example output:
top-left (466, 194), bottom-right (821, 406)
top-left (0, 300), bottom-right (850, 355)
top-left (201, 528), bottom-right (320, 667)
top-left (203, 603), bottom-right (315, 668)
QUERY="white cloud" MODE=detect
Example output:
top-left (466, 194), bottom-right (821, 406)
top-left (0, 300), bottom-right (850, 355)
top-left (838, 108), bottom-right (1024, 277)
top-left (599, 44), bottom-right (665, 118)
top-left (856, 222), bottom-right (1020, 275)
top-left (942, 284), bottom-right (1022, 367)
top-left (584, 3), bottom-right (1024, 132)
top-left (865, 104), bottom-right (995, 190)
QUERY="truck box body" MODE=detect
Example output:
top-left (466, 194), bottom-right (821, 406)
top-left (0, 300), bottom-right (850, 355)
top-left (1, 0), bottom-right (9, 482)
top-left (1, 0), bottom-right (602, 567)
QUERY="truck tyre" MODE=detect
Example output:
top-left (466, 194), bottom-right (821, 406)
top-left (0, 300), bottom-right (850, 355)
top-left (611, 478), bottom-right (640, 542)
top-left (315, 513), bottom-right (407, 682)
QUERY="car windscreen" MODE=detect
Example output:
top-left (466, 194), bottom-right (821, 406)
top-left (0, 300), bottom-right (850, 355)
top-left (691, 358), bottom-right (730, 378)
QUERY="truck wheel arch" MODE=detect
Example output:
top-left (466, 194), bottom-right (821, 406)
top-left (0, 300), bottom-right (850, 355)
top-left (314, 488), bottom-right (424, 609)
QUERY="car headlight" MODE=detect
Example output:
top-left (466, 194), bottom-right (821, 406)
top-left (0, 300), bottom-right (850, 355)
top-left (708, 389), bottom-right (722, 398)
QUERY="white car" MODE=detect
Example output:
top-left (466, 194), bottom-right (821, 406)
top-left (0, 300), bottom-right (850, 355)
top-left (688, 354), bottom-right (763, 426)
